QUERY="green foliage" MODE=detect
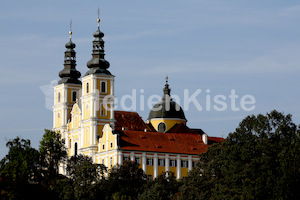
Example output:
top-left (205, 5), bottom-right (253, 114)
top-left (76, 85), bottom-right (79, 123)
top-left (107, 161), bottom-right (147, 200)
top-left (179, 110), bottom-right (300, 200)
top-left (39, 129), bottom-right (67, 178)
top-left (51, 175), bottom-right (74, 200)
top-left (138, 171), bottom-right (180, 200)
top-left (179, 143), bottom-right (223, 200)
top-left (66, 155), bottom-right (107, 200)
top-left (0, 137), bottom-right (40, 200)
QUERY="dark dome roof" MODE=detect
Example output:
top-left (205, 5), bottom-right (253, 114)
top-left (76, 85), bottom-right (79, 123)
top-left (148, 100), bottom-right (186, 121)
top-left (57, 34), bottom-right (81, 85)
top-left (65, 40), bottom-right (76, 49)
top-left (148, 78), bottom-right (186, 121)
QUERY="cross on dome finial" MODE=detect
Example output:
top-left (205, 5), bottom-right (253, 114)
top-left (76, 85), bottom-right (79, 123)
top-left (69, 20), bottom-right (72, 39)
top-left (165, 76), bottom-right (168, 84)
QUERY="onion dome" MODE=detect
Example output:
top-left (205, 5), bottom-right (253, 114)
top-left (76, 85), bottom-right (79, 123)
top-left (85, 16), bottom-right (111, 76)
top-left (58, 30), bottom-right (81, 85)
top-left (148, 77), bottom-right (187, 121)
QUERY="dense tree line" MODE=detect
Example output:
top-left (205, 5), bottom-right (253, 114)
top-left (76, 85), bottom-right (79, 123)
top-left (0, 110), bottom-right (299, 200)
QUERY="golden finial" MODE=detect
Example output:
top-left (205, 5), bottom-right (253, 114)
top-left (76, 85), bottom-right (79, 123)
top-left (97, 7), bottom-right (100, 28)
top-left (69, 20), bottom-right (72, 39)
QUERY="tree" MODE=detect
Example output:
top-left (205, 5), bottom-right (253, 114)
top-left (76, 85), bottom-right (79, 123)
top-left (0, 137), bottom-right (40, 200)
top-left (180, 110), bottom-right (300, 200)
top-left (66, 155), bottom-right (107, 200)
top-left (138, 171), bottom-right (180, 200)
top-left (107, 161), bottom-right (147, 200)
top-left (39, 129), bottom-right (67, 179)
top-left (51, 175), bottom-right (74, 200)
top-left (179, 143), bottom-right (223, 200)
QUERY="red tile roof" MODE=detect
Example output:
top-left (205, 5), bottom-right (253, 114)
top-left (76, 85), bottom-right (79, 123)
top-left (114, 111), bottom-right (153, 131)
top-left (167, 123), bottom-right (197, 134)
top-left (119, 130), bottom-right (224, 155)
top-left (115, 110), bottom-right (225, 155)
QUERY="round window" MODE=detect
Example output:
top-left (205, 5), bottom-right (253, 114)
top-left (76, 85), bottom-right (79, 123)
top-left (158, 122), bottom-right (166, 133)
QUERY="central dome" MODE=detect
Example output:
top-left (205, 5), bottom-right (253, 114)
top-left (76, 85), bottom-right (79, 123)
top-left (147, 77), bottom-right (187, 133)
top-left (148, 100), bottom-right (186, 121)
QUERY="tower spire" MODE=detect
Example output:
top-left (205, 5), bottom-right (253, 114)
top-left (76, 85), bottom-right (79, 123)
top-left (58, 26), bottom-right (81, 85)
top-left (97, 7), bottom-right (100, 28)
top-left (85, 9), bottom-right (111, 76)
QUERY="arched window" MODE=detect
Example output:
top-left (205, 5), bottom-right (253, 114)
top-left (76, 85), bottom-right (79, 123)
top-left (58, 112), bottom-right (60, 118)
top-left (101, 81), bottom-right (106, 93)
top-left (86, 83), bottom-right (89, 93)
top-left (58, 92), bottom-right (61, 103)
top-left (74, 142), bottom-right (78, 156)
top-left (158, 122), bottom-right (166, 133)
top-left (72, 91), bottom-right (77, 102)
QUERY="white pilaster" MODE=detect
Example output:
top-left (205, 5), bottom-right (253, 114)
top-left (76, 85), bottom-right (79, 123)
top-left (188, 156), bottom-right (192, 171)
top-left (177, 155), bottom-right (181, 179)
top-left (154, 153), bottom-right (158, 178)
top-left (130, 152), bottom-right (135, 161)
top-left (118, 151), bottom-right (123, 165)
top-left (165, 154), bottom-right (170, 173)
top-left (142, 153), bottom-right (146, 172)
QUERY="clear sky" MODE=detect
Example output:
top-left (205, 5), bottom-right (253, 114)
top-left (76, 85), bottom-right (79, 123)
top-left (1, 0), bottom-right (300, 159)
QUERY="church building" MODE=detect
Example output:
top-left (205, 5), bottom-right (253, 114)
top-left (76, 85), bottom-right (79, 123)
top-left (52, 14), bottom-right (224, 180)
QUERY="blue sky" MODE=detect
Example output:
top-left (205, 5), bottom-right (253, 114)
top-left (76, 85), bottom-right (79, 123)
top-left (1, 0), bottom-right (300, 159)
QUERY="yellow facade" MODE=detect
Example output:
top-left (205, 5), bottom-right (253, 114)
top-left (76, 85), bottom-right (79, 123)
top-left (53, 84), bottom-right (81, 131)
top-left (150, 119), bottom-right (186, 132)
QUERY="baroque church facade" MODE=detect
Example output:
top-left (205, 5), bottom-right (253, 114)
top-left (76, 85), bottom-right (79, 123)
top-left (53, 15), bottom-right (224, 180)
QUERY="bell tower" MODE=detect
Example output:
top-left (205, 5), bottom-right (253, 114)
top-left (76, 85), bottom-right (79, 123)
top-left (81, 12), bottom-right (115, 155)
top-left (53, 28), bottom-right (81, 135)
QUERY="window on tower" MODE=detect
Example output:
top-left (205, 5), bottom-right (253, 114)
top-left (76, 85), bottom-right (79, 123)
top-left (72, 91), bottom-right (77, 102)
top-left (86, 82), bottom-right (89, 93)
top-left (58, 92), bottom-right (61, 103)
top-left (100, 103), bottom-right (107, 116)
top-left (101, 81), bottom-right (107, 93)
